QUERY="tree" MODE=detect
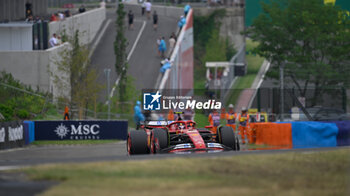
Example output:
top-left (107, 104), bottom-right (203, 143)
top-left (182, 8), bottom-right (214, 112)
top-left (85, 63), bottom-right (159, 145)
top-left (54, 30), bottom-right (103, 119)
top-left (114, 1), bottom-right (129, 112)
top-left (246, 0), bottom-right (350, 105)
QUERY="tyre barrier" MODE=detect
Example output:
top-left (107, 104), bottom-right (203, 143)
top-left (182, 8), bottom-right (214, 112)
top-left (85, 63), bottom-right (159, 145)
top-left (248, 121), bottom-right (350, 149)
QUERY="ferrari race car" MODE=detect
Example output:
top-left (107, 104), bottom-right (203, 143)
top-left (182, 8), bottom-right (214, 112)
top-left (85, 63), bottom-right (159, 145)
top-left (127, 120), bottom-right (240, 155)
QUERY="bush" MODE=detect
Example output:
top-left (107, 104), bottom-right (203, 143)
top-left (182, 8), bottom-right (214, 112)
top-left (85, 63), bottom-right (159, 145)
top-left (17, 109), bottom-right (30, 119)
top-left (0, 104), bottom-right (14, 121)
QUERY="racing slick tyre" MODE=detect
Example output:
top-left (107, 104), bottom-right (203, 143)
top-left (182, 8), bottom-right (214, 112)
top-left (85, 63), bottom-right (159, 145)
top-left (217, 126), bottom-right (237, 151)
top-left (127, 130), bottom-right (148, 155)
top-left (150, 128), bottom-right (168, 153)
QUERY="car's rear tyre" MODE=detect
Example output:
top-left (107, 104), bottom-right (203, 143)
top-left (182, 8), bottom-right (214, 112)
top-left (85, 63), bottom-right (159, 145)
top-left (217, 126), bottom-right (237, 151)
top-left (150, 128), bottom-right (168, 153)
top-left (127, 130), bottom-right (148, 155)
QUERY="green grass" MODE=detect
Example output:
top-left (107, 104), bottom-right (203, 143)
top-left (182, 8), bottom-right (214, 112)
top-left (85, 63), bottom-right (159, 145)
top-left (30, 140), bottom-right (119, 146)
top-left (226, 38), bottom-right (265, 105)
top-left (194, 112), bottom-right (209, 128)
top-left (22, 148), bottom-right (350, 196)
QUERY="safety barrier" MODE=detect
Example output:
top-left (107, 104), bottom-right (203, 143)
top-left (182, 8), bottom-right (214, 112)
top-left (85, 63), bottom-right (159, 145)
top-left (250, 122), bottom-right (292, 147)
top-left (247, 121), bottom-right (350, 149)
top-left (23, 121), bottom-right (35, 145)
top-left (34, 120), bottom-right (128, 140)
top-left (0, 120), bottom-right (128, 150)
top-left (0, 121), bottom-right (25, 150)
top-left (158, 8), bottom-right (194, 94)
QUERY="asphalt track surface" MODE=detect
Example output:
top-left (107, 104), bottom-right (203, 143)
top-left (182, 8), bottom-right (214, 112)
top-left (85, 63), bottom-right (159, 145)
top-left (91, 8), bottom-right (178, 102)
top-left (1, 141), bottom-right (349, 168)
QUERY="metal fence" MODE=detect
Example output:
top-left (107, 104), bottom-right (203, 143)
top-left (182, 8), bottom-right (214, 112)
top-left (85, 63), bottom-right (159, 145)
top-left (249, 87), bottom-right (348, 120)
top-left (205, 44), bottom-right (246, 104)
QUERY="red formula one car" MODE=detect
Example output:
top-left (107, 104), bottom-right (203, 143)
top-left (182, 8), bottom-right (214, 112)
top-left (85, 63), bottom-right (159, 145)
top-left (127, 120), bottom-right (240, 155)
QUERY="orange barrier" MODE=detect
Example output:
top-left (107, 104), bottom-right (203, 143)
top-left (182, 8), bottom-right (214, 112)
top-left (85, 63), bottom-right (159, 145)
top-left (250, 123), bottom-right (292, 147)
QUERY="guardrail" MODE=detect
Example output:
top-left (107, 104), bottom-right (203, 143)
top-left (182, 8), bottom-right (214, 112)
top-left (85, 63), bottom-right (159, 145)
top-left (158, 8), bottom-right (193, 93)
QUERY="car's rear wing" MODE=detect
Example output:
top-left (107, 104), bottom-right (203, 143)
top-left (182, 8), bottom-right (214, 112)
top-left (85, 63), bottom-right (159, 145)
top-left (142, 121), bottom-right (174, 127)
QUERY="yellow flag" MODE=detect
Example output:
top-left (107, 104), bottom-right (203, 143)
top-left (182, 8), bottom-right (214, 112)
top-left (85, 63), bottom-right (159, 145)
top-left (324, 0), bottom-right (336, 5)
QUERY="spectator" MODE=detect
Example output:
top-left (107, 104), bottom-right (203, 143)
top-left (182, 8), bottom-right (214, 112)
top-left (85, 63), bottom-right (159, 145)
top-left (141, 1), bottom-right (146, 16)
top-left (49, 33), bottom-right (59, 48)
top-left (64, 9), bottom-right (71, 17)
top-left (168, 35), bottom-right (176, 57)
top-left (171, 32), bottom-right (177, 41)
top-left (134, 101), bottom-right (145, 130)
top-left (128, 10), bottom-right (134, 30)
top-left (159, 37), bottom-right (167, 58)
top-left (156, 37), bottom-right (161, 56)
top-left (100, 0), bottom-right (106, 8)
top-left (145, 0), bottom-right (152, 20)
top-left (178, 15), bottom-right (186, 29)
top-left (57, 35), bottom-right (63, 45)
top-left (153, 11), bottom-right (158, 31)
top-left (184, 3), bottom-right (191, 16)
top-left (79, 5), bottom-right (86, 13)
top-left (160, 59), bottom-right (171, 73)
top-left (50, 13), bottom-right (57, 21)
top-left (58, 12), bottom-right (65, 20)
top-left (25, 15), bottom-right (33, 23)
top-left (34, 16), bottom-right (41, 23)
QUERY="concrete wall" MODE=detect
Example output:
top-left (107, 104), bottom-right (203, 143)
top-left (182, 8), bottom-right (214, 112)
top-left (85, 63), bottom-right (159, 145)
top-left (0, 24), bottom-right (33, 51)
top-left (194, 7), bottom-right (245, 50)
top-left (0, 0), bottom-right (47, 22)
top-left (124, 3), bottom-right (183, 19)
top-left (49, 7), bottom-right (106, 46)
top-left (0, 7), bottom-right (106, 98)
top-left (0, 43), bottom-right (69, 98)
top-left (0, 50), bottom-right (50, 91)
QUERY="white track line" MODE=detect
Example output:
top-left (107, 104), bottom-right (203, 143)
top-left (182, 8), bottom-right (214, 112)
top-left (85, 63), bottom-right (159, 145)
top-left (0, 166), bottom-right (23, 171)
top-left (106, 20), bottom-right (146, 105)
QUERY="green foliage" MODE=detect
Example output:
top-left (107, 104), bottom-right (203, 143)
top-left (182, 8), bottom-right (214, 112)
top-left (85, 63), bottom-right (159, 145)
top-left (0, 104), bottom-right (14, 121)
top-left (193, 9), bottom-right (236, 91)
top-left (17, 109), bottom-right (29, 119)
top-left (54, 30), bottom-right (103, 119)
top-left (203, 30), bottom-right (227, 63)
top-left (0, 71), bottom-right (52, 121)
top-left (114, 1), bottom-right (129, 112)
top-left (246, 0), bottom-right (350, 102)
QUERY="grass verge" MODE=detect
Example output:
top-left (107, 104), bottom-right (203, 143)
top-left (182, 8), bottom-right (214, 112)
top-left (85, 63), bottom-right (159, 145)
top-left (23, 148), bottom-right (350, 196)
top-left (30, 140), bottom-right (119, 146)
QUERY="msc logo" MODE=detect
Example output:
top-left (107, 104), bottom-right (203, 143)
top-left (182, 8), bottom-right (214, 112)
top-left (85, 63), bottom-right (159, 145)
top-left (143, 91), bottom-right (161, 110)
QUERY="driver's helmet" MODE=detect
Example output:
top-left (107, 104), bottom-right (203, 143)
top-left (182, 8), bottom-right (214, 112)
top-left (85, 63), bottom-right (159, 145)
top-left (178, 123), bottom-right (185, 129)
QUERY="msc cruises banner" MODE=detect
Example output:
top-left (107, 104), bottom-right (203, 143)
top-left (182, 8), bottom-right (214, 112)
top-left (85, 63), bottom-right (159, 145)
top-left (35, 120), bottom-right (128, 140)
